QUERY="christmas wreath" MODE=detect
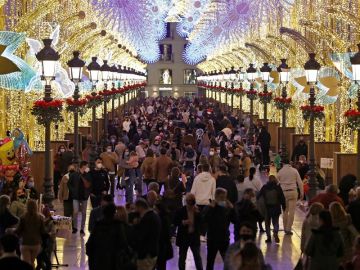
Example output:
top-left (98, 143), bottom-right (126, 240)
top-left (31, 99), bottom-right (63, 126)
top-left (344, 109), bottom-right (360, 130)
top-left (300, 105), bottom-right (325, 121)
top-left (65, 98), bottom-right (88, 116)
top-left (99, 89), bottom-right (113, 102)
top-left (273, 97), bottom-right (292, 110)
top-left (86, 93), bottom-right (103, 108)
top-left (258, 92), bottom-right (272, 104)
top-left (246, 90), bottom-right (258, 100)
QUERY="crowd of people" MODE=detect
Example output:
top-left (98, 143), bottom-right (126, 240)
top-left (0, 96), bottom-right (360, 270)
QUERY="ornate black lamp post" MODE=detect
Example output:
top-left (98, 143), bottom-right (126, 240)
top-left (67, 51), bottom-right (85, 163)
top-left (100, 60), bottom-right (111, 143)
top-left (260, 62), bottom-right (272, 127)
top-left (304, 53), bottom-right (321, 199)
top-left (237, 68), bottom-right (245, 117)
top-left (36, 39), bottom-right (60, 207)
top-left (110, 65), bottom-right (118, 121)
top-left (246, 63), bottom-right (257, 144)
top-left (277, 58), bottom-right (290, 161)
top-left (350, 44), bottom-right (360, 182)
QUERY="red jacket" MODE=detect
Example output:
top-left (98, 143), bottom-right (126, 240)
top-left (309, 192), bottom-right (344, 209)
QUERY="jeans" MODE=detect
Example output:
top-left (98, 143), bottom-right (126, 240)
top-left (283, 190), bottom-right (298, 232)
top-left (125, 169), bottom-right (136, 203)
top-left (179, 244), bottom-right (203, 270)
top-left (73, 199), bottom-right (88, 230)
top-left (265, 206), bottom-right (280, 239)
top-left (21, 244), bottom-right (41, 268)
top-left (206, 241), bottom-right (228, 270)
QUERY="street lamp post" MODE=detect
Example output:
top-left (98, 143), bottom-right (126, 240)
top-left (101, 60), bottom-right (111, 144)
top-left (237, 68), bottom-right (245, 118)
top-left (350, 44), bottom-right (360, 182)
top-left (260, 63), bottom-right (272, 127)
top-left (87, 57), bottom-right (101, 143)
top-left (67, 51), bottom-right (85, 164)
top-left (304, 53), bottom-right (321, 199)
top-left (36, 39), bottom-right (60, 207)
top-left (246, 63), bottom-right (257, 145)
top-left (277, 59), bottom-right (291, 162)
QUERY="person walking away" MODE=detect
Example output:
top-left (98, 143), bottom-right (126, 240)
top-left (234, 189), bottom-right (262, 241)
top-left (257, 175), bottom-right (286, 243)
top-left (15, 199), bottom-right (45, 268)
top-left (215, 165), bottom-right (238, 204)
top-left (276, 159), bottom-right (304, 235)
top-left (133, 199), bottom-right (161, 270)
top-left (300, 202), bottom-right (324, 253)
top-left (58, 163), bottom-right (75, 217)
top-left (89, 158), bottom-right (110, 208)
top-left (141, 149), bottom-right (156, 190)
top-left (86, 203), bottom-right (131, 270)
top-left (0, 195), bottom-right (18, 238)
top-left (88, 194), bottom-right (114, 233)
top-left (256, 126), bottom-right (271, 166)
top-left (347, 187), bottom-right (360, 232)
top-left (243, 167), bottom-right (263, 195)
top-left (100, 145), bottom-right (118, 196)
top-left (174, 193), bottom-right (203, 270)
top-left (304, 210), bottom-right (344, 270)
top-left (154, 148), bottom-right (173, 192)
top-left (0, 234), bottom-right (32, 270)
top-left (68, 161), bottom-right (92, 235)
top-left (202, 188), bottom-right (236, 270)
top-left (329, 202), bottom-right (359, 265)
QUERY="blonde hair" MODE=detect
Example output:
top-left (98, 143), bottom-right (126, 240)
top-left (308, 202), bottom-right (324, 216)
top-left (115, 206), bottom-right (128, 224)
top-left (329, 202), bottom-right (347, 223)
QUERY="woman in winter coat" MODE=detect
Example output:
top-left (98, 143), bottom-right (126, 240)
top-left (305, 210), bottom-right (344, 270)
top-left (300, 202), bottom-right (324, 252)
top-left (329, 201), bottom-right (359, 264)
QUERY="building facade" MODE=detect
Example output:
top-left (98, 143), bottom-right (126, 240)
top-left (145, 22), bottom-right (199, 98)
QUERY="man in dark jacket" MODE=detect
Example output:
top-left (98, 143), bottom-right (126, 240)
top-left (0, 234), bottom-right (32, 270)
top-left (133, 198), bottom-right (161, 270)
top-left (216, 165), bottom-right (238, 204)
top-left (88, 194), bottom-right (113, 233)
top-left (202, 188), bottom-right (237, 270)
top-left (256, 126), bottom-right (271, 166)
top-left (86, 203), bottom-right (130, 270)
top-left (291, 137), bottom-right (308, 161)
top-left (89, 157), bottom-right (110, 208)
top-left (234, 189), bottom-right (262, 241)
top-left (68, 161), bottom-right (92, 235)
top-left (174, 193), bottom-right (203, 270)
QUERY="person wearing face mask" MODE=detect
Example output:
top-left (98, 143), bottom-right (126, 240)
top-left (25, 177), bottom-right (39, 200)
top-left (89, 158), bottom-right (110, 208)
top-left (68, 161), bottom-right (92, 235)
top-left (202, 188), bottom-right (236, 270)
top-left (100, 145), bottom-right (118, 196)
top-left (53, 145), bottom-right (69, 199)
top-left (208, 148), bottom-right (224, 173)
top-left (223, 222), bottom-right (267, 270)
top-left (174, 193), bottom-right (203, 270)
top-left (58, 164), bottom-right (76, 217)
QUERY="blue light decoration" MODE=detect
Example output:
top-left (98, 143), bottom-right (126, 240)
top-left (0, 31), bottom-right (36, 90)
top-left (183, 0), bottom-right (294, 65)
top-left (91, 0), bottom-right (166, 63)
